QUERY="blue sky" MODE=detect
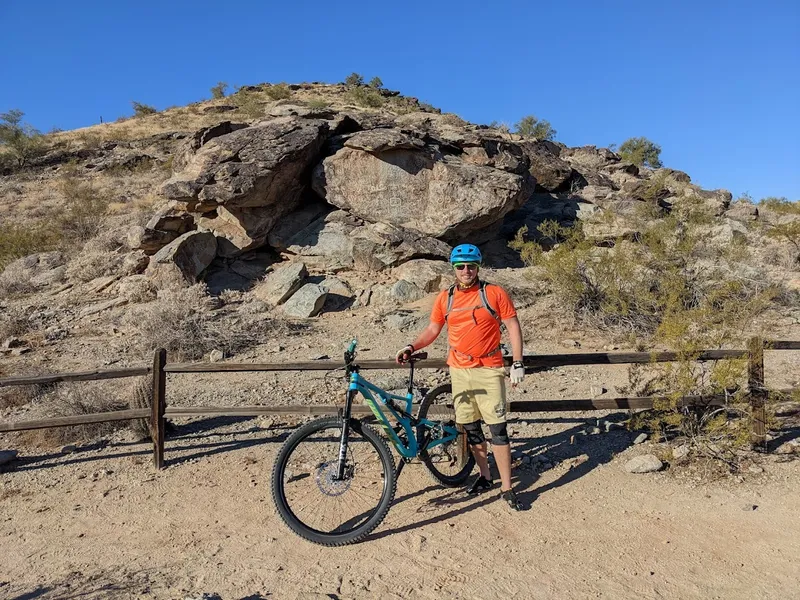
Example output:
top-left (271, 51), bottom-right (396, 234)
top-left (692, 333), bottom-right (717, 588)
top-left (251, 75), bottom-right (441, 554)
top-left (1, 0), bottom-right (798, 200)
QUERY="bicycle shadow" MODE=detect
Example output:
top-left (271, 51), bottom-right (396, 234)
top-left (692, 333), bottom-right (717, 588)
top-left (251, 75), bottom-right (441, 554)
top-left (367, 412), bottom-right (634, 539)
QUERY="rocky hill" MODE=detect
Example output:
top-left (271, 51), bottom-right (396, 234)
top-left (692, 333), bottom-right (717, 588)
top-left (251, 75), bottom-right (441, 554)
top-left (1, 81), bottom-right (799, 426)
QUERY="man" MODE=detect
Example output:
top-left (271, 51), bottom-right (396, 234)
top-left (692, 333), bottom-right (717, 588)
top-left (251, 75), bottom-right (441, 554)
top-left (396, 244), bottom-right (525, 511)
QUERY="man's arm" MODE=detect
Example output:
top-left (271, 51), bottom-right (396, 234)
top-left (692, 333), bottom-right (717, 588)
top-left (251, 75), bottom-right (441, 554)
top-left (410, 321), bottom-right (444, 352)
top-left (503, 316), bottom-right (524, 362)
top-left (396, 321), bottom-right (444, 363)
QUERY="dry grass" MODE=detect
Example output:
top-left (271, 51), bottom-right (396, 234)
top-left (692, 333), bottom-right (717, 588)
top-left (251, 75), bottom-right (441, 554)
top-left (120, 284), bottom-right (309, 361)
top-left (17, 381), bottom-right (128, 447)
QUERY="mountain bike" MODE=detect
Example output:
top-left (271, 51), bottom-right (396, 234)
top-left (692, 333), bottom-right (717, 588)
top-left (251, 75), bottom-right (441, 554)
top-left (271, 339), bottom-right (474, 546)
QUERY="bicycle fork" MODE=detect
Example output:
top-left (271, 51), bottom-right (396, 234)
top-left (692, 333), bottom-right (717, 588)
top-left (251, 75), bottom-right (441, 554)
top-left (335, 389), bottom-right (357, 480)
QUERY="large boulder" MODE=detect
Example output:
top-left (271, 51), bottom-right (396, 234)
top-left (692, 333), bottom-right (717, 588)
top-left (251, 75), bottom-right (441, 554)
top-left (145, 231), bottom-right (217, 287)
top-left (519, 141), bottom-right (575, 192)
top-left (312, 127), bottom-right (535, 242)
top-left (282, 283), bottom-right (328, 317)
top-left (391, 259), bottom-right (452, 292)
top-left (254, 261), bottom-right (308, 306)
top-left (160, 116), bottom-right (332, 256)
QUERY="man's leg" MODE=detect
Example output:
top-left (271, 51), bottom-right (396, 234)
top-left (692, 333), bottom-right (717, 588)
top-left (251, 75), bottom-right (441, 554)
top-left (488, 423), bottom-right (512, 491)
top-left (462, 421), bottom-right (491, 479)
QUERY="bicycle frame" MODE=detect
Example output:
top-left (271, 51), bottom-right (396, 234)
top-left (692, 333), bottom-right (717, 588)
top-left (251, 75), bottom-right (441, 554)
top-left (335, 366), bottom-right (459, 482)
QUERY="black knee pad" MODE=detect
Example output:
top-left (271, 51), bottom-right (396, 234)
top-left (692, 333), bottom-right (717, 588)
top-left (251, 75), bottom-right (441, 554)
top-left (488, 422), bottom-right (510, 446)
top-left (462, 421), bottom-right (485, 445)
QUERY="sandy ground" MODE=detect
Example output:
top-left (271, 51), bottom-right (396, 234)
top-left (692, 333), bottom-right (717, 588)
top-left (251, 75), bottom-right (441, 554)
top-left (2, 406), bottom-right (799, 600)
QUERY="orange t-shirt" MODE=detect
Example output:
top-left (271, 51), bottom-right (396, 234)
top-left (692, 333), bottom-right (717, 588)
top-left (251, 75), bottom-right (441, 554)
top-left (431, 282), bottom-right (517, 368)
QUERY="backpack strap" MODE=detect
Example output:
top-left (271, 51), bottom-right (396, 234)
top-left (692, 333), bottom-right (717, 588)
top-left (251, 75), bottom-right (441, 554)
top-left (478, 281), bottom-right (500, 321)
top-left (444, 283), bottom-right (457, 322)
top-left (444, 280), bottom-right (500, 322)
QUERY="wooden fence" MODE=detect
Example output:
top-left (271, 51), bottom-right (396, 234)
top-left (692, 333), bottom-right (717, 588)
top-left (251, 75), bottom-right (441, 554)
top-left (1, 338), bottom-right (798, 469)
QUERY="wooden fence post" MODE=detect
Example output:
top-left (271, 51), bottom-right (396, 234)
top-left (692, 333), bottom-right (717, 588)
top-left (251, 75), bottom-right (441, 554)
top-left (151, 348), bottom-right (167, 469)
top-left (747, 337), bottom-right (767, 450)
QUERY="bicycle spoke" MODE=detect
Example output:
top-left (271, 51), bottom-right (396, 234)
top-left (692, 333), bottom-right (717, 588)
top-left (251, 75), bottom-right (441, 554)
top-left (280, 423), bottom-right (388, 535)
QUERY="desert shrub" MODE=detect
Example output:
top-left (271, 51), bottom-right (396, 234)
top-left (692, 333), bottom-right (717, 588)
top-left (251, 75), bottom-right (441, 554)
top-left (210, 81), bottom-right (228, 99)
top-left (264, 83), bottom-right (292, 100)
top-left (127, 376), bottom-right (152, 439)
top-left (346, 87), bottom-right (384, 108)
top-left (488, 121), bottom-right (512, 133)
top-left (57, 169), bottom-right (108, 242)
top-left (233, 90), bottom-right (266, 118)
top-left (368, 76), bottom-right (383, 89)
top-left (131, 101), bottom-right (157, 117)
top-left (0, 109), bottom-right (46, 166)
top-left (120, 285), bottom-right (308, 360)
top-left (0, 222), bottom-right (62, 271)
top-left (23, 382), bottom-right (128, 446)
top-left (619, 136), bottom-right (663, 168)
top-left (514, 115), bottom-right (556, 141)
top-left (306, 98), bottom-right (330, 110)
top-left (757, 197), bottom-right (800, 265)
top-left (0, 384), bottom-right (40, 410)
top-left (76, 130), bottom-right (103, 149)
top-left (345, 72), bottom-right (364, 87)
top-left (512, 202), bottom-right (780, 455)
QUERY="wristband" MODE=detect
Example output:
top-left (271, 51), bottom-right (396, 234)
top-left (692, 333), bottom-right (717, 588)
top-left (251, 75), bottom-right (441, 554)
top-left (512, 361), bottom-right (523, 368)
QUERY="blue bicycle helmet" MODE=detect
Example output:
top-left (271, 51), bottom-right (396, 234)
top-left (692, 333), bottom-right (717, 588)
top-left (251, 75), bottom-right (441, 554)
top-left (449, 244), bottom-right (482, 264)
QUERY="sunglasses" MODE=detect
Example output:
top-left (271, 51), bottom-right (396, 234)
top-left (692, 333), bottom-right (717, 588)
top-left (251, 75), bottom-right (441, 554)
top-left (454, 263), bottom-right (479, 271)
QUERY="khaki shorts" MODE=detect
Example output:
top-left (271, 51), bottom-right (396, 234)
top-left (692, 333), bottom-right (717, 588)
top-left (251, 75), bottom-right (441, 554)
top-left (450, 366), bottom-right (507, 425)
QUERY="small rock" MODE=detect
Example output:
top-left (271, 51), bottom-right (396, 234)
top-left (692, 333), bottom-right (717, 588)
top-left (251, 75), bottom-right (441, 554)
top-left (742, 504), bottom-right (758, 511)
top-left (311, 354), bottom-right (330, 360)
top-left (625, 454), bottom-right (663, 473)
top-left (590, 386), bottom-right (607, 397)
top-left (633, 433), bottom-right (648, 445)
top-left (60, 444), bottom-right (77, 454)
top-left (208, 349), bottom-right (225, 362)
top-left (747, 465), bottom-right (764, 474)
top-left (1, 337), bottom-right (24, 350)
top-left (588, 427), bottom-right (601, 435)
top-left (672, 445), bottom-right (690, 460)
top-left (266, 342), bottom-right (285, 353)
top-left (10, 347), bottom-right (31, 356)
top-left (0, 450), bottom-right (18, 466)
top-left (561, 338), bottom-right (580, 348)
top-left (774, 440), bottom-right (800, 455)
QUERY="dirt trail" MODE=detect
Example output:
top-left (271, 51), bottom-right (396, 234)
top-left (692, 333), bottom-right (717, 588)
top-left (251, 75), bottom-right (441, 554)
top-left (2, 413), bottom-right (798, 600)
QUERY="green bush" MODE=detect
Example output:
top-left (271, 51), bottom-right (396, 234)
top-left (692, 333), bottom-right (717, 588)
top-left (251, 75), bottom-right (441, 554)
top-left (511, 202), bottom-right (780, 455)
top-left (346, 87), bottom-right (384, 108)
top-left (0, 222), bottom-right (62, 270)
top-left (514, 115), bottom-right (556, 140)
top-left (233, 90), bottom-right (266, 118)
top-left (210, 81), bottom-right (228, 99)
top-left (619, 136), bottom-right (663, 168)
top-left (368, 76), bottom-right (383, 89)
top-left (57, 168), bottom-right (108, 241)
top-left (345, 72), bottom-right (364, 87)
top-left (264, 83), bottom-right (292, 100)
top-left (131, 101), bottom-right (157, 117)
top-left (0, 109), bottom-right (46, 166)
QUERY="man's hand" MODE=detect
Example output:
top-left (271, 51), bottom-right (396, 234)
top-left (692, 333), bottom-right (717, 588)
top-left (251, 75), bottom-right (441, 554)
top-left (395, 345), bottom-right (414, 364)
top-left (510, 361), bottom-right (525, 386)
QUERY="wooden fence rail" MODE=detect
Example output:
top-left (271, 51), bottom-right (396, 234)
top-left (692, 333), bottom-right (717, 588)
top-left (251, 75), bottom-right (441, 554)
top-left (1, 338), bottom-right (798, 469)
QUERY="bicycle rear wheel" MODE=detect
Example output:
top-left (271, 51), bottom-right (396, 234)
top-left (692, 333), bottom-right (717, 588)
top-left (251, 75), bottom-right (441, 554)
top-left (418, 384), bottom-right (475, 486)
top-left (271, 416), bottom-right (396, 546)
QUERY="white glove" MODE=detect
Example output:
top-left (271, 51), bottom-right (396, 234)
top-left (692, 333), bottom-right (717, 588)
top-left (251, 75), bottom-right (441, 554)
top-left (510, 361), bottom-right (525, 386)
top-left (396, 344), bottom-right (414, 364)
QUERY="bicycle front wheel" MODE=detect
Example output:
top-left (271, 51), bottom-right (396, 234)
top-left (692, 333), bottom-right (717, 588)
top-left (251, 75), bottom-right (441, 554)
top-left (271, 416), bottom-right (397, 546)
top-left (418, 384), bottom-right (475, 486)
